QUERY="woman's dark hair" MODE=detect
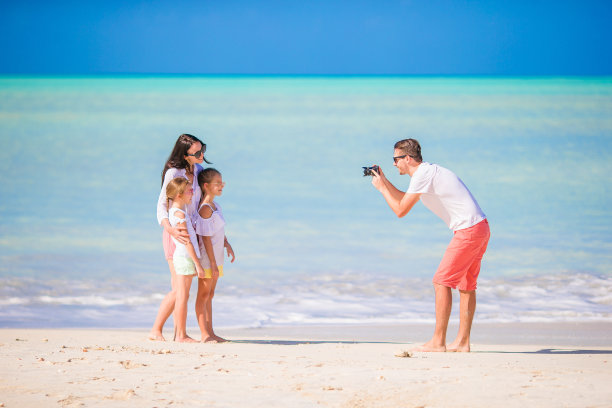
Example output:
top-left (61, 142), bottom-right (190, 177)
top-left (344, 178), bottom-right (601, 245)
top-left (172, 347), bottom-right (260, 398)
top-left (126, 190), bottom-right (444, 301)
top-left (161, 134), bottom-right (211, 186)
top-left (197, 167), bottom-right (221, 189)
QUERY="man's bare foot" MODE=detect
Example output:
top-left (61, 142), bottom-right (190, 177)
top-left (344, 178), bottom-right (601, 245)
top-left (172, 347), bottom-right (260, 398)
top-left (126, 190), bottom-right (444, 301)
top-left (202, 336), bottom-right (219, 343)
top-left (148, 331), bottom-right (165, 341)
top-left (175, 336), bottom-right (199, 343)
top-left (412, 340), bottom-right (446, 352)
top-left (213, 335), bottom-right (229, 343)
top-left (446, 340), bottom-right (470, 352)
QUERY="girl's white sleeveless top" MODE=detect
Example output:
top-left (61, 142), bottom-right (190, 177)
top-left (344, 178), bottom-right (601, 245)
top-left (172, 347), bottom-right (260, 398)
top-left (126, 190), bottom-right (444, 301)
top-left (168, 207), bottom-right (201, 259)
top-left (195, 202), bottom-right (226, 268)
top-left (157, 164), bottom-right (203, 226)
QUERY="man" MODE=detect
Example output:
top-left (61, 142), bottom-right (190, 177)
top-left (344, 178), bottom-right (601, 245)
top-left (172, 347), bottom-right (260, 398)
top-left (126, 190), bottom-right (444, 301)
top-left (371, 139), bottom-right (490, 352)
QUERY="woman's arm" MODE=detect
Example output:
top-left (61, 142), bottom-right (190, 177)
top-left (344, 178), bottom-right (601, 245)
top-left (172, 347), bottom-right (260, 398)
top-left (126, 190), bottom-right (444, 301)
top-left (161, 218), bottom-right (190, 245)
top-left (156, 169), bottom-right (174, 225)
top-left (157, 169), bottom-right (189, 244)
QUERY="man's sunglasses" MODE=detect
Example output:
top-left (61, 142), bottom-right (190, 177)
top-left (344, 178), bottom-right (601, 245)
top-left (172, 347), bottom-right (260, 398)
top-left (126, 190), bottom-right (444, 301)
top-left (187, 144), bottom-right (207, 158)
top-left (393, 154), bottom-right (408, 163)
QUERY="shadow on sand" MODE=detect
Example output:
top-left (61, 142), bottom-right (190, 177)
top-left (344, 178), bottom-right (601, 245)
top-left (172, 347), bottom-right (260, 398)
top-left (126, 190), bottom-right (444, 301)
top-left (231, 340), bottom-right (612, 354)
top-left (230, 339), bottom-right (405, 346)
top-left (476, 348), bottom-right (612, 355)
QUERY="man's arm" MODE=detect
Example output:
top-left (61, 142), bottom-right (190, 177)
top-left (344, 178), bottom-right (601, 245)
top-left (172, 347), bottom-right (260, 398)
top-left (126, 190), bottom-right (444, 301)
top-left (372, 169), bottom-right (421, 218)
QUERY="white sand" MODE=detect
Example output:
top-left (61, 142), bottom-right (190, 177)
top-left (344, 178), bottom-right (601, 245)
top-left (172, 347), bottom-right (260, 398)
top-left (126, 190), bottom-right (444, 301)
top-left (1, 325), bottom-right (611, 408)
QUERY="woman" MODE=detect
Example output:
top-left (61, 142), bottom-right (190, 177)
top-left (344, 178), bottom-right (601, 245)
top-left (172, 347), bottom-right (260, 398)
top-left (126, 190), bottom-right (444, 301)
top-left (149, 133), bottom-right (210, 341)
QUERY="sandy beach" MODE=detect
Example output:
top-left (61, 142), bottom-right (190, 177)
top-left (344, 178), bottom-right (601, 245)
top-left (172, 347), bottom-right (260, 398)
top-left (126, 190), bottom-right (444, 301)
top-left (1, 324), bottom-right (611, 408)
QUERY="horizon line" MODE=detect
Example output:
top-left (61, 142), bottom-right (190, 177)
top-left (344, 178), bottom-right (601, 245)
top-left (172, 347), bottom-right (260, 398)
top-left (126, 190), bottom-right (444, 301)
top-left (1, 73), bottom-right (611, 79)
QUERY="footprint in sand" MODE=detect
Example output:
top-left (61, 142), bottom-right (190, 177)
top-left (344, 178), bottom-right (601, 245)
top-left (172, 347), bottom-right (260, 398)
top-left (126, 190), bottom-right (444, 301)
top-left (57, 395), bottom-right (84, 407)
top-left (119, 360), bottom-right (147, 369)
top-left (104, 389), bottom-right (136, 400)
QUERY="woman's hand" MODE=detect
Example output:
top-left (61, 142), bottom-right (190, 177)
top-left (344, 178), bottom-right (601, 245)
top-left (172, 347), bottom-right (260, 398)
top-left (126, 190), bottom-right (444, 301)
top-left (225, 241), bottom-right (236, 263)
top-left (170, 226), bottom-right (190, 245)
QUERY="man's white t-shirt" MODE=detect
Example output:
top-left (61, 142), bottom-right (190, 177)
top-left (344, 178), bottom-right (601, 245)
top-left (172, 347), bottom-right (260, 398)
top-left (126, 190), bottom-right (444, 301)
top-left (407, 162), bottom-right (486, 231)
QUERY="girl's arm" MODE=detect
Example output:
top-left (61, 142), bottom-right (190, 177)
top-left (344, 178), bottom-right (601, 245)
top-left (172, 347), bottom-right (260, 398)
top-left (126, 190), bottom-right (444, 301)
top-left (198, 204), bottom-right (219, 278)
top-left (201, 236), bottom-right (219, 278)
top-left (175, 213), bottom-right (206, 278)
top-left (224, 236), bottom-right (235, 263)
top-left (186, 239), bottom-right (206, 279)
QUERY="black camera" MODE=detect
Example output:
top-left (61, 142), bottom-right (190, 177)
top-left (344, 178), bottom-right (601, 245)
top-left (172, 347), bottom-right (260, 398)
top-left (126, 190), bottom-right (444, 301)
top-left (362, 165), bottom-right (379, 176)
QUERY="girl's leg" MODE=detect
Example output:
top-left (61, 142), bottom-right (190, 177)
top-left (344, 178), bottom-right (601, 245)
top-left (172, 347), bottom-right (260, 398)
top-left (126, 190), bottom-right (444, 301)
top-left (196, 278), bottom-right (215, 342)
top-left (207, 276), bottom-right (227, 342)
top-left (148, 260), bottom-right (177, 341)
top-left (175, 274), bottom-right (197, 342)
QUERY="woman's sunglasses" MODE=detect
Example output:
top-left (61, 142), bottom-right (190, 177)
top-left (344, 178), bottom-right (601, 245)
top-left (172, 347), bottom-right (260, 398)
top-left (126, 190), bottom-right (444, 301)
top-left (187, 144), bottom-right (207, 158)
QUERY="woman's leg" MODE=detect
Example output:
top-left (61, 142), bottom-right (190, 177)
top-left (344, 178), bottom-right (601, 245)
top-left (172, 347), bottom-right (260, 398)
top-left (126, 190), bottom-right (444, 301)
top-left (148, 260), bottom-right (177, 341)
top-left (174, 274), bottom-right (197, 342)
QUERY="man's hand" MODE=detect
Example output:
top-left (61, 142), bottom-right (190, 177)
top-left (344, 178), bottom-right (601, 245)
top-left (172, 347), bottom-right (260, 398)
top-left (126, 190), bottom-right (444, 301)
top-left (371, 165), bottom-right (386, 191)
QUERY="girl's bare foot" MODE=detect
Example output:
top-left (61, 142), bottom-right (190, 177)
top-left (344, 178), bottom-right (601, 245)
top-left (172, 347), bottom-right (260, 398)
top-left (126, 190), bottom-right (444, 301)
top-left (148, 331), bottom-right (166, 341)
top-left (175, 336), bottom-right (199, 343)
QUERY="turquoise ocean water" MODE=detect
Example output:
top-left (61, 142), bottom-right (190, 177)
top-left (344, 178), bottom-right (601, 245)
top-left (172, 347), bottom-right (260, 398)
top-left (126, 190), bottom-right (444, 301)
top-left (0, 76), bottom-right (610, 328)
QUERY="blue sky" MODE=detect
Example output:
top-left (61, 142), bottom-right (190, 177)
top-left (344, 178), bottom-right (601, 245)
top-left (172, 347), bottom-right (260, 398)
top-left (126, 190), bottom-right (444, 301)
top-left (1, 0), bottom-right (611, 75)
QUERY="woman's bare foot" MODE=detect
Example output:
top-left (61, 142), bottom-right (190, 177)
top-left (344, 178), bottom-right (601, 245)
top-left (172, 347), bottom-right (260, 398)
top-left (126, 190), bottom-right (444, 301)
top-left (148, 331), bottom-right (166, 341)
top-left (412, 340), bottom-right (446, 352)
top-left (446, 340), bottom-right (470, 352)
top-left (202, 336), bottom-right (219, 343)
top-left (213, 335), bottom-right (229, 343)
top-left (175, 336), bottom-right (199, 343)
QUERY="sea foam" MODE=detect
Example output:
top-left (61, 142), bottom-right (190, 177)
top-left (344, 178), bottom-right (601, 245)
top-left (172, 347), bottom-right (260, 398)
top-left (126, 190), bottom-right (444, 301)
top-left (0, 272), bottom-right (609, 328)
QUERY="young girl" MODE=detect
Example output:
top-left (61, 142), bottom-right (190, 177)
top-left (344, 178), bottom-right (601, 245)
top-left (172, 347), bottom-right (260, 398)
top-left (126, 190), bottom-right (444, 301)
top-left (195, 168), bottom-right (235, 343)
top-left (166, 177), bottom-right (206, 343)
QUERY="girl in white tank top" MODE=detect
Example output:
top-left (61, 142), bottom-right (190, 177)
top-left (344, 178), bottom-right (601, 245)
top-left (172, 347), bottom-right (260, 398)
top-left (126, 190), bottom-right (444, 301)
top-left (165, 178), bottom-right (205, 343)
top-left (195, 168), bottom-right (235, 343)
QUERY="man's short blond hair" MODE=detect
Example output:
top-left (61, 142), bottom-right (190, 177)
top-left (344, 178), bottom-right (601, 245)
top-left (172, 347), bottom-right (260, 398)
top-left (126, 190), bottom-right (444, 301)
top-left (394, 138), bottom-right (422, 162)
